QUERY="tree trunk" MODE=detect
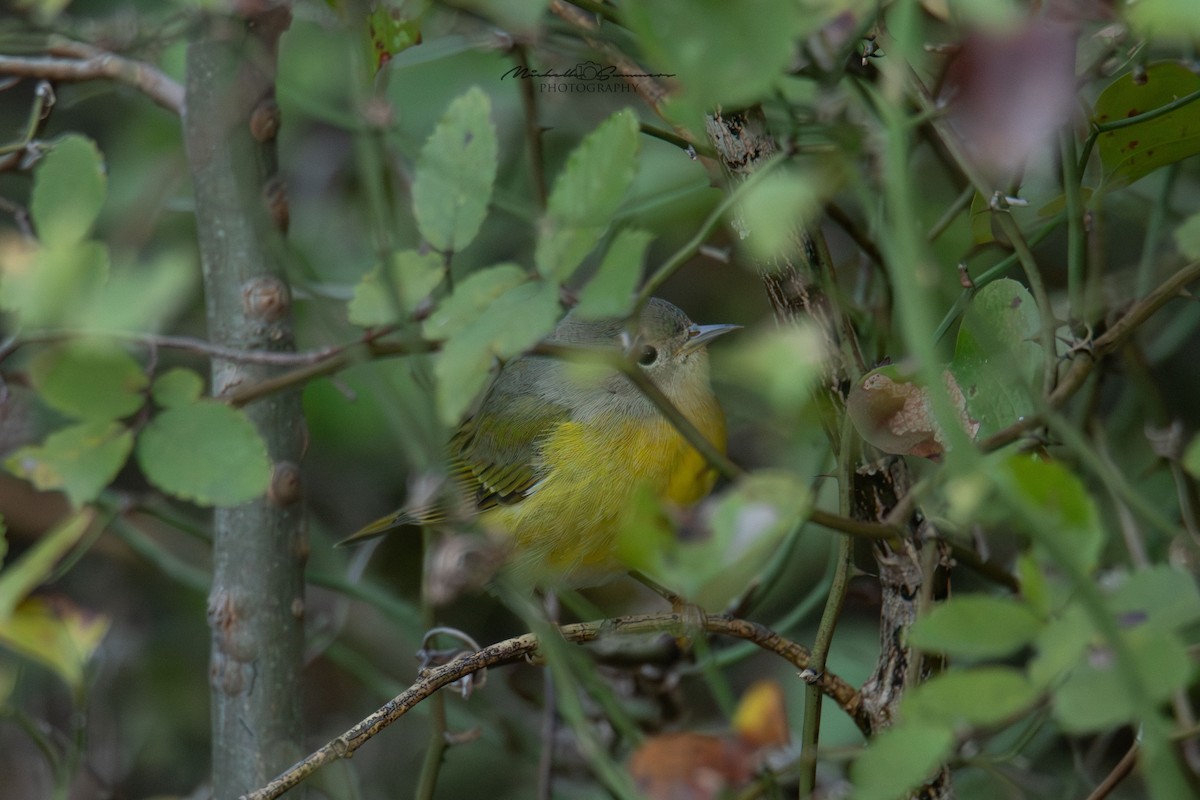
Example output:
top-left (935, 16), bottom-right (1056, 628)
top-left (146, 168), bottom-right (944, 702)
top-left (181, 8), bottom-right (306, 797)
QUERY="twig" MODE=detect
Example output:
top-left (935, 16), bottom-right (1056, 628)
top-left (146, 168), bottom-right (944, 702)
top-left (0, 48), bottom-right (183, 115)
top-left (227, 338), bottom-right (438, 407)
top-left (0, 328), bottom-right (342, 366)
top-left (1061, 128), bottom-right (1086, 325)
top-left (800, 419), bottom-right (857, 796)
top-left (1082, 741), bottom-right (1138, 800)
top-left (982, 259), bottom-right (1200, 450)
top-left (240, 611), bottom-right (866, 800)
top-left (513, 46), bottom-right (547, 211)
top-left (809, 508), bottom-right (900, 542)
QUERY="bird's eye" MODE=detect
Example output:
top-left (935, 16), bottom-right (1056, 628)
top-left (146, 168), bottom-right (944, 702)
top-left (637, 345), bottom-right (659, 366)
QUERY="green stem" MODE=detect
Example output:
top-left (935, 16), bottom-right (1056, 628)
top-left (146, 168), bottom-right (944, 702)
top-left (931, 213), bottom-right (1065, 344)
top-left (798, 419), bottom-right (856, 797)
top-left (1077, 85), bottom-right (1200, 175)
top-left (1061, 129), bottom-right (1086, 325)
top-left (416, 530), bottom-right (448, 800)
top-left (926, 184), bottom-right (974, 243)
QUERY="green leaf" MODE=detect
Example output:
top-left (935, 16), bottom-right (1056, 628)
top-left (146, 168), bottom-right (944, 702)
top-left (716, 326), bottom-right (822, 417)
top-left (1016, 551), bottom-right (1051, 618)
top-left (0, 595), bottom-right (109, 695)
top-left (1028, 602), bottom-right (1091, 690)
top-left (433, 280), bottom-right (561, 425)
top-left (736, 170), bottom-right (825, 261)
top-left (366, 3), bottom-right (422, 72)
top-left (5, 421), bottom-right (134, 507)
top-left (572, 228), bottom-right (654, 321)
top-left (423, 263), bottom-right (529, 340)
top-left (1175, 212), bottom-right (1200, 261)
top-left (30, 343), bottom-right (148, 422)
top-left (30, 135), bottom-right (106, 246)
top-left (1108, 565), bottom-right (1200, 633)
top-left (996, 454), bottom-right (1103, 575)
top-left (0, 510), bottom-right (92, 619)
top-left (1095, 62), bottom-right (1200, 189)
top-left (1185, 433), bottom-right (1200, 480)
top-left (135, 402), bottom-right (271, 506)
top-left (901, 667), bottom-right (1037, 728)
top-left (151, 368), bottom-right (205, 409)
top-left (1125, 0), bottom-right (1200, 43)
top-left (909, 595), bottom-right (1042, 659)
top-left (348, 249), bottom-right (446, 326)
top-left (622, 0), bottom-right (808, 128)
top-left (535, 109), bottom-right (640, 280)
top-left (618, 470), bottom-right (811, 611)
top-left (851, 721), bottom-right (955, 800)
top-left (412, 87), bottom-right (498, 253)
top-left (1051, 625), bottom-right (1192, 733)
top-left (950, 279), bottom-right (1042, 438)
top-left (0, 240), bottom-right (110, 328)
top-left (78, 248), bottom-right (197, 333)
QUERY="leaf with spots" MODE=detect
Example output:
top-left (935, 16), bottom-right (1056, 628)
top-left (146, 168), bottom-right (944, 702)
top-left (950, 278), bottom-right (1042, 438)
top-left (1095, 62), bottom-right (1200, 189)
top-left (412, 87), bottom-right (498, 253)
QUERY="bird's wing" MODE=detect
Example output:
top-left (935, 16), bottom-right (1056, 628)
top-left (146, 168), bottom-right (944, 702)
top-left (337, 361), bottom-right (569, 547)
top-left (448, 389), bottom-right (570, 513)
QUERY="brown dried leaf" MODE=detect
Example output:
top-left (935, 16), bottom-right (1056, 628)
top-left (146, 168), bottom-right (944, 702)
top-left (628, 732), bottom-right (759, 800)
top-left (847, 368), bottom-right (979, 459)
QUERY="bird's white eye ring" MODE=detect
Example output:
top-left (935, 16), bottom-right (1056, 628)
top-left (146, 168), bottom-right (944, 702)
top-left (637, 345), bottom-right (658, 366)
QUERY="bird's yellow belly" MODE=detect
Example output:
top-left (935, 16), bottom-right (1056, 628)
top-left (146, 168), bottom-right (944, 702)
top-left (482, 406), bottom-right (725, 584)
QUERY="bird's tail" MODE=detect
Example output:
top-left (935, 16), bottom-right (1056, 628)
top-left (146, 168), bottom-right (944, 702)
top-left (336, 509), bottom-right (418, 547)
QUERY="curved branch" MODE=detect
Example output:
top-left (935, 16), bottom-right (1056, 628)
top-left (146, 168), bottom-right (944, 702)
top-left (241, 610), bottom-right (866, 800)
top-left (0, 46), bottom-right (183, 115)
top-left (982, 259), bottom-right (1200, 450)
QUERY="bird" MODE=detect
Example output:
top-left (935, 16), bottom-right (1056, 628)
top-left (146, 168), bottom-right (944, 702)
top-left (342, 297), bottom-right (738, 588)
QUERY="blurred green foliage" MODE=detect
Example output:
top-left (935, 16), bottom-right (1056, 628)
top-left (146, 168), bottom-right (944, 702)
top-left (0, 1), bottom-right (1199, 799)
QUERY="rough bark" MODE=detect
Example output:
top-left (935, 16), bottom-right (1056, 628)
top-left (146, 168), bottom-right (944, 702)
top-left (705, 107), bottom-right (953, 799)
top-left (181, 8), bottom-right (306, 798)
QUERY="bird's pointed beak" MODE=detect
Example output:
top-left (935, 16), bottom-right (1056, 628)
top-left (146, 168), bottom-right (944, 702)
top-left (681, 322), bottom-right (741, 355)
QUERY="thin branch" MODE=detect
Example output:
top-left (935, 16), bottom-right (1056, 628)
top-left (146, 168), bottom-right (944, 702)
top-left (0, 48), bottom-right (183, 115)
top-left (227, 337), bottom-right (438, 407)
top-left (0, 329), bottom-right (341, 366)
top-left (982, 259), bottom-right (1200, 450)
top-left (513, 45), bottom-right (547, 211)
top-left (809, 508), bottom-right (900, 542)
top-left (1082, 742), bottom-right (1138, 800)
top-left (241, 611), bottom-right (866, 800)
top-left (800, 419), bottom-right (857, 796)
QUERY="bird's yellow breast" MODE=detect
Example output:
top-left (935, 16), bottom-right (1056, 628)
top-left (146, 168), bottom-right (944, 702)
top-left (481, 394), bottom-right (725, 584)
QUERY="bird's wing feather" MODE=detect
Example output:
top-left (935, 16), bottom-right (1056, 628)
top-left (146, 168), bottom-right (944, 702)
top-left (449, 389), bottom-right (570, 512)
top-left (337, 360), bottom-right (569, 546)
